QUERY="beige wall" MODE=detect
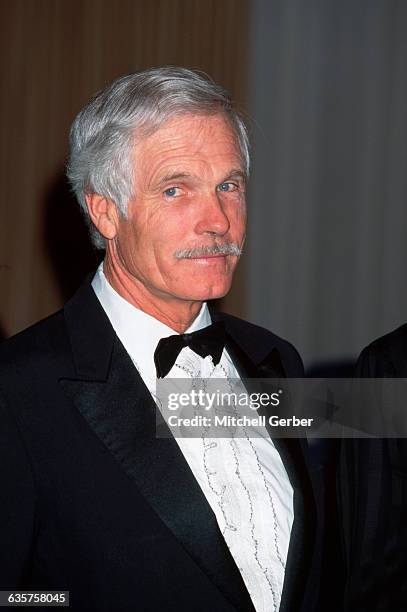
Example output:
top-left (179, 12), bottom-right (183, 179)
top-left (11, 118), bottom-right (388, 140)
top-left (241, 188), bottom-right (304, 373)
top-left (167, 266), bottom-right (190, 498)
top-left (0, 0), bottom-right (248, 338)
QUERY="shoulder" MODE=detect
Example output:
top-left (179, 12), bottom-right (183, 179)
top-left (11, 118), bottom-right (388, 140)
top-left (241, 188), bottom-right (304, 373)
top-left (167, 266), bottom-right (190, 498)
top-left (356, 322), bottom-right (407, 377)
top-left (214, 311), bottom-right (304, 377)
top-left (0, 309), bottom-right (72, 386)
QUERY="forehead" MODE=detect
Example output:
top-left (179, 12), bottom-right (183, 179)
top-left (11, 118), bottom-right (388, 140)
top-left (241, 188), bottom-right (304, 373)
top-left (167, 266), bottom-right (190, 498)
top-left (133, 113), bottom-right (243, 182)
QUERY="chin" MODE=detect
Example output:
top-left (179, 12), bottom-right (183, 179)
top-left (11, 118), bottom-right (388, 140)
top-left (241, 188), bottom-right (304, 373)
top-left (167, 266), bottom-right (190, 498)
top-left (183, 282), bottom-right (232, 302)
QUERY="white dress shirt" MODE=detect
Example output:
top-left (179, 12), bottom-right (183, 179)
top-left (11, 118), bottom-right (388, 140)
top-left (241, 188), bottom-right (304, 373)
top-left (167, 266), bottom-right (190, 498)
top-left (92, 264), bottom-right (294, 612)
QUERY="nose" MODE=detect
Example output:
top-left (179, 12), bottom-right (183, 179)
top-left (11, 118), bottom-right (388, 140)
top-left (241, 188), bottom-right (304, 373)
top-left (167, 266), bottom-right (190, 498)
top-left (194, 192), bottom-right (230, 236)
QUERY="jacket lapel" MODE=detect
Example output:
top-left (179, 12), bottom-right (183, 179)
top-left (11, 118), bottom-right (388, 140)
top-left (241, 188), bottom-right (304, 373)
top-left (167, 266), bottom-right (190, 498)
top-left (61, 282), bottom-right (255, 612)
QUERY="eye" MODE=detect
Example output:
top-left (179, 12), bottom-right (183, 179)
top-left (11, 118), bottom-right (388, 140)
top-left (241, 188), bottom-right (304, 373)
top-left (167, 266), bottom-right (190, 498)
top-left (163, 186), bottom-right (182, 198)
top-left (217, 182), bottom-right (238, 193)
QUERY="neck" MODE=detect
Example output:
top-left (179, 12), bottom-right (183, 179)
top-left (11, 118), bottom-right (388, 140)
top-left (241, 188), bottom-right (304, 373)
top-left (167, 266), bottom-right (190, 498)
top-left (103, 253), bottom-right (203, 334)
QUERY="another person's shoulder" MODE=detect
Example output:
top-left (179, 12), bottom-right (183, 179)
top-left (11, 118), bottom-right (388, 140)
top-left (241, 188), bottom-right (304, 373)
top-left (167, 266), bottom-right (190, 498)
top-left (356, 322), bottom-right (407, 377)
top-left (214, 311), bottom-right (304, 377)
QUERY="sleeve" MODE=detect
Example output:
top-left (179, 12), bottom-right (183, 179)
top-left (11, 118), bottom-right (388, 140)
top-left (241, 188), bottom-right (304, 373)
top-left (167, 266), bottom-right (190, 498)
top-left (0, 391), bottom-right (36, 587)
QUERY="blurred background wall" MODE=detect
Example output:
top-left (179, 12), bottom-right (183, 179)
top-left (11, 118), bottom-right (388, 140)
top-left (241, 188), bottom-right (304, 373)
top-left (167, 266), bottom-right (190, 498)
top-left (248, 0), bottom-right (407, 372)
top-left (1, 0), bottom-right (407, 373)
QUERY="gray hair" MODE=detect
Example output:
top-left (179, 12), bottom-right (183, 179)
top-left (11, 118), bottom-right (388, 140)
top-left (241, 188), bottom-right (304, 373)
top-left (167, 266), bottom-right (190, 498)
top-left (67, 66), bottom-right (250, 249)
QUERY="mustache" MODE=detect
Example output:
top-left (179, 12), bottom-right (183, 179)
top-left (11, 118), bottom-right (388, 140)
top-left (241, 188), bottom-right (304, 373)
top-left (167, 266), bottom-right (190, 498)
top-left (174, 242), bottom-right (243, 259)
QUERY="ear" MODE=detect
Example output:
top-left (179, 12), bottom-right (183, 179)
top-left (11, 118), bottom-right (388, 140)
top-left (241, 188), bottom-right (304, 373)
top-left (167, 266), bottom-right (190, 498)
top-left (85, 194), bottom-right (120, 240)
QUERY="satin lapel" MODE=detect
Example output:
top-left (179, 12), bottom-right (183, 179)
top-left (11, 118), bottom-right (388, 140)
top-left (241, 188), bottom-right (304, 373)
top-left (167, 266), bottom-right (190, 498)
top-left (62, 286), bottom-right (255, 612)
top-left (224, 330), bottom-right (316, 612)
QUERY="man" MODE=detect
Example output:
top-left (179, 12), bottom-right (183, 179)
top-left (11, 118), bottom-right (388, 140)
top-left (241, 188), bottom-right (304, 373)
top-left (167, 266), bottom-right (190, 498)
top-left (339, 324), bottom-right (407, 610)
top-left (0, 68), bottom-right (323, 611)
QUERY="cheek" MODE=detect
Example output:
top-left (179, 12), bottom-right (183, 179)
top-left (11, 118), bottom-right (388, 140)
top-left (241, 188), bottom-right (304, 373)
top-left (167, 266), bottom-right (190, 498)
top-left (115, 219), bottom-right (148, 274)
top-left (120, 225), bottom-right (139, 260)
top-left (144, 224), bottom-right (183, 276)
top-left (228, 202), bottom-right (247, 236)
top-left (154, 214), bottom-right (191, 253)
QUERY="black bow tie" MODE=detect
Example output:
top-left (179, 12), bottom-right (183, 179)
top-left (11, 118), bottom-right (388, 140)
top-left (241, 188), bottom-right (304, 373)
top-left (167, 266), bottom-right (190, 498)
top-left (154, 321), bottom-right (226, 378)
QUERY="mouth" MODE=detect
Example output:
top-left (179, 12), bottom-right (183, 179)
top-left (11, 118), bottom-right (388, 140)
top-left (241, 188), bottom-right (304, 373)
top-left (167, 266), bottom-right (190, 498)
top-left (182, 254), bottom-right (231, 268)
top-left (188, 254), bottom-right (227, 259)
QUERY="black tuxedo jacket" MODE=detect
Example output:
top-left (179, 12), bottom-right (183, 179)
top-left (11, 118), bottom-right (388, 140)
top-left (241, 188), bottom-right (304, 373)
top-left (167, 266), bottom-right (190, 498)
top-left (339, 323), bottom-right (407, 611)
top-left (0, 279), bottom-right (323, 611)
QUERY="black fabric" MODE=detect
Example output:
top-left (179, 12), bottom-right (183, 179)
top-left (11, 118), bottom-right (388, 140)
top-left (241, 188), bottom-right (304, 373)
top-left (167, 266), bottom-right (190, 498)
top-left (0, 277), bottom-right (330, 611)
top-left (154, 320), bottom-right (225, 378)
top-left (339, 323), bottom-right (407, 611)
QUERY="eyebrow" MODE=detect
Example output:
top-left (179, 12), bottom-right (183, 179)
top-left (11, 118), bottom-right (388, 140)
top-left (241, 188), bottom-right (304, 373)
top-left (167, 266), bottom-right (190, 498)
top-left (154, 172), bottom-right (194, 189)
top-left (154, 169), bottom-right (247, 190)
top-left (223, 169), bottom-right (247, 183)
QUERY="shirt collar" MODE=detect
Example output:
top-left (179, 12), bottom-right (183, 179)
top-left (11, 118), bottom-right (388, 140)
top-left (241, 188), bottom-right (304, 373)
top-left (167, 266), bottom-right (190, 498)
top-left (91, 262), bottom-right (212, 384)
